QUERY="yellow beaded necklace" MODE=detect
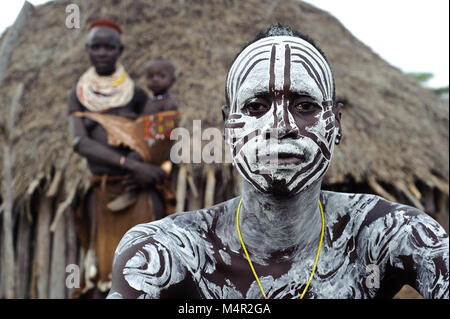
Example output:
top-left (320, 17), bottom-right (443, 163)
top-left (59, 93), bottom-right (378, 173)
top-left (236, 198), bottom-right (325, 299)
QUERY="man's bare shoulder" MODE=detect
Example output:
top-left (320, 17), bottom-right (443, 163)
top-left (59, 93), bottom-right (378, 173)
top-left (114, 209), bottom-right (212, 263)
top-left (321, 190), bottom-right (448, 250)
top-left (108, 200), bottom-right (235, 298)
top-left (321, 190), bottom-right (428, 225)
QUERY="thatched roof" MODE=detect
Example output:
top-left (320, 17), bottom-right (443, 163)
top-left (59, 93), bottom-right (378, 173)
top-left (0, 0), bottom-right (448, 205)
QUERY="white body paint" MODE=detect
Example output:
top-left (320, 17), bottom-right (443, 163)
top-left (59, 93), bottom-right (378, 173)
top-left (111, 192), bottom-right (449, 298)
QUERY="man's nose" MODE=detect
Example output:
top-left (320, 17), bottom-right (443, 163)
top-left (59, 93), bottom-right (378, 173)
top-left (272, 106), bottom-right (299, 139)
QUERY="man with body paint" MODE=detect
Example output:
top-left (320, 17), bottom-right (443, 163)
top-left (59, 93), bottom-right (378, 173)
top-left (107, 25), bottom-right (449, 299)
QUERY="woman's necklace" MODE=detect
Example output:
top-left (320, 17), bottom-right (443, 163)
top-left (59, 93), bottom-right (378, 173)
top-left (236, 198), bottom-right (325, 299)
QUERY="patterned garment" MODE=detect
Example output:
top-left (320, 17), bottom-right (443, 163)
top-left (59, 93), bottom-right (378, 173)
top-left (73, 111), bottom-right (179, 216)
top-left (73, 110), bottom-right (180, 164)
top-left (76, 64), bottom-right (134, 112)
top-left (73, 174), bottom-right (157, 296)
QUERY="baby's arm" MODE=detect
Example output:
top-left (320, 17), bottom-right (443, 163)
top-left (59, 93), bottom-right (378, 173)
top-left (164, 97), bottom-right (179, 112)
top-left (142, 99), bottom-right (161, 115)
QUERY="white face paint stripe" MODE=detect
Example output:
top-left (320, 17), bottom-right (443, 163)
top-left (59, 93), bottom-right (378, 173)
top-left (227, 36), bottom-right (333, 108)
top-left (228, 37), bottom-right (275, 84)
top-left (231, 49), bottom-right (272, 111)
top-left (290, 49), bottom-right (330, 99)
top-left (283, 39), bottom-right (334, 97)
top-left (289, 45), bottom-right (330, 98)
top-left (291, 59), bottom-right (327, 100)
top-left (228, 40), bottom-right (275, 106)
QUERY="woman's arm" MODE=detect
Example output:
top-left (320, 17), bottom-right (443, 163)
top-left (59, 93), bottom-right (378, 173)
top-left (68, 89), bottom-right (166, 185)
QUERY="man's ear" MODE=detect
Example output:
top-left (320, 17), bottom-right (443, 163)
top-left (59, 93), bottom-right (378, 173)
top-left (221, 104), bottom-right (230, 122)
top-left (333, 102), bottom-right (343, 144)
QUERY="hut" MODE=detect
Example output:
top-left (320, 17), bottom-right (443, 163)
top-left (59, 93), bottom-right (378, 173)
top-left (0, 0), bottom-right (448, 299)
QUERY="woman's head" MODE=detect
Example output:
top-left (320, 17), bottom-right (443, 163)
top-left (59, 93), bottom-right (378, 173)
top-left (85, 19), bottom-right (124, 76)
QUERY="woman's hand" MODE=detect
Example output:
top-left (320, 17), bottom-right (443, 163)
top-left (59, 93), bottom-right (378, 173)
top-left (125, 159), bottom-right (166, 187)
top-left (127, 150), bottom-right (142, 162)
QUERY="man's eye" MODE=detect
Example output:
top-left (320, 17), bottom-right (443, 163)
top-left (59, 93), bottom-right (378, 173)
top-left (295, 102), bottom-right (317, 112)
top-left (245, 103), bottom-right (269, 113)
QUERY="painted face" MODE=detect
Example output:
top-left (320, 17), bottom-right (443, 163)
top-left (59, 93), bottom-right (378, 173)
top-left (225, 36), bottom-right (337, 195)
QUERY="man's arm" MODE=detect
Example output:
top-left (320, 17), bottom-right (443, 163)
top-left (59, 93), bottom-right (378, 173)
top-left (389, 208), bottom-right (449, 298)
top-left (362, 200), bottom-right (449, 299)
top-left (107, 223), bottom-right (189, 299)
top-left (358, 197), bottom-right (448, 299)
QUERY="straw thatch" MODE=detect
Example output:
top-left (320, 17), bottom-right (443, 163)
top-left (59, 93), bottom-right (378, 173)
top-left (0, 0), bottom-right (447, 299)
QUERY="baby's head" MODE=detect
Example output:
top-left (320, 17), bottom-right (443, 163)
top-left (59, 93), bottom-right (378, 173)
top-left (146, 58), bottom-right (176, 96)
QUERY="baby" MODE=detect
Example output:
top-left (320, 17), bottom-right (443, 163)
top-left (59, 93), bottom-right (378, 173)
top-left (143, 57), bottom-right (179, 114)
top-left (107, 58), bottom-right (180, 215)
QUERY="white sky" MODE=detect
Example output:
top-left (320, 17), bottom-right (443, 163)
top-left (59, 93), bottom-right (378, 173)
top-left (0, 0), bottom-right (448, 88)
top-left (304, 0), bottom-right (449, 88)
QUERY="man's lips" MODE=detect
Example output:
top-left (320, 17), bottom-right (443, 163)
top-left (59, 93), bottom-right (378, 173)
top-left (259, 152), bottom-right (306, 165)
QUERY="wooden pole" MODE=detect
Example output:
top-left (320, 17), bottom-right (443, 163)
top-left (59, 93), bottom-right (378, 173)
top-left (49, 207), bottom-right (66, 298)
top-left (394, 180), bottom-right (425, 211)
top-left (65, 205), bottom-right (78, 299)
top-left (31, 195), bottom-right (53, 299)
top-left (187, 174), bottom-right (199, 199)
top-left (175, 165), bottom-right (187, 213)
top-left (15, 205), bottom-right (31, 299)
top-left (187, 172), bottom-right (203, 211)
top-left (49, 182), bottom-right (66, 299)
top-left (367, 176), bottom-right (397, 202)
top-left (435, 191), bottom-right (449, 233)
top-left (1, 82), bottom-right (24, 298)
top-left (49, 186), bottom-right (76, 232)
top-left (204, 166), bottom-right (216, 208)
top-left (2, 143), bottom-right (15, 299)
